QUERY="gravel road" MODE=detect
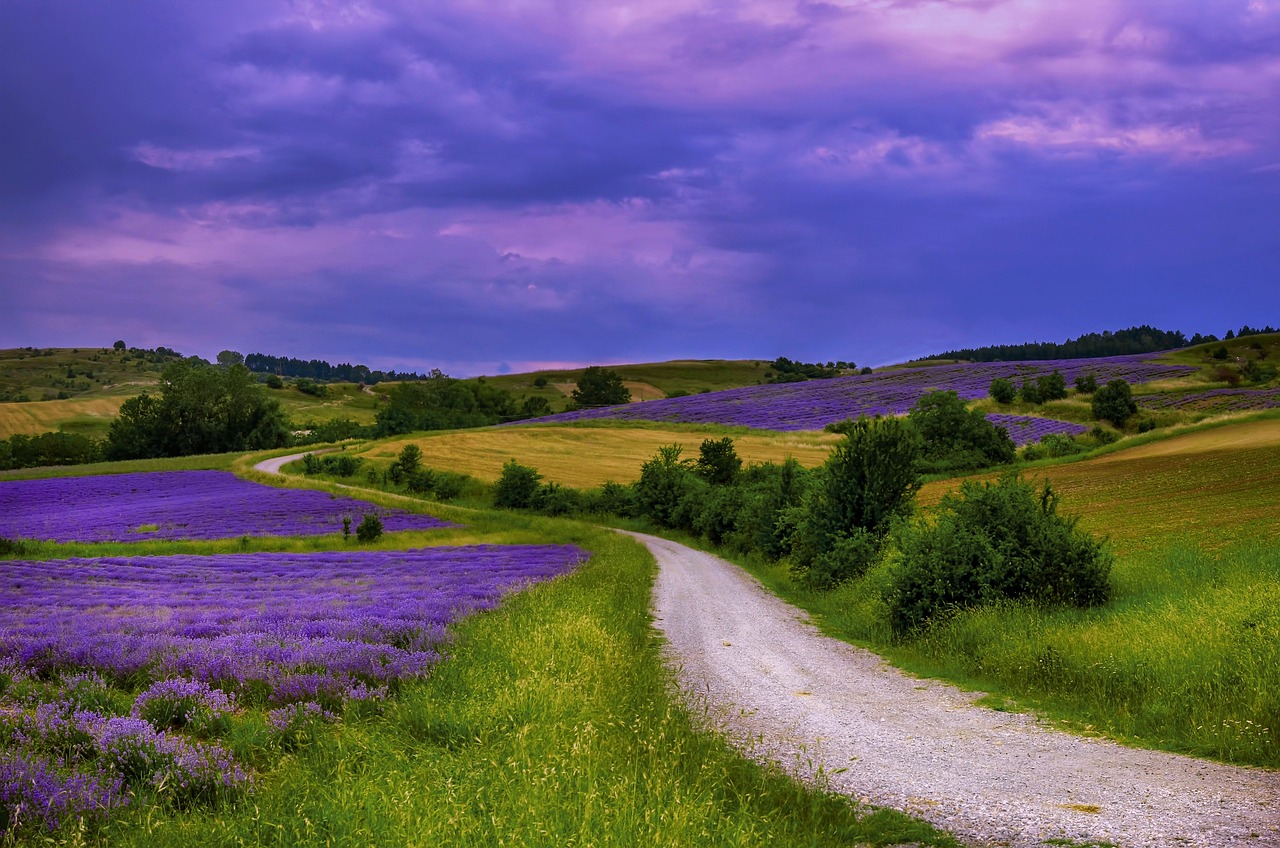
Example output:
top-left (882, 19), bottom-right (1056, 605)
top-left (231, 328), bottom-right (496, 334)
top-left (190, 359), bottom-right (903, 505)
top-left (632, 531), bottom-right (1280, 847)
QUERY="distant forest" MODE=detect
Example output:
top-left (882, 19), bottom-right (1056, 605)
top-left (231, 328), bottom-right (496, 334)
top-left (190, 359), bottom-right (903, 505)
top-left (924, 324), bottom-right (1278, 363)
top-left (244, 353), bottom-right (427, 384)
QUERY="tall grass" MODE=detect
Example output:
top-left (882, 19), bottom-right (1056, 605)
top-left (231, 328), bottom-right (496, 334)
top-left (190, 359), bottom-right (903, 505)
top-left (76, 529), bottom-right (955, 848)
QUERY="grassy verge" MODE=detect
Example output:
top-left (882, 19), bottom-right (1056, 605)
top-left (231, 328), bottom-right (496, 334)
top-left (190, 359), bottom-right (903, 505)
top-left (71, 526), bottom-right (955, 848)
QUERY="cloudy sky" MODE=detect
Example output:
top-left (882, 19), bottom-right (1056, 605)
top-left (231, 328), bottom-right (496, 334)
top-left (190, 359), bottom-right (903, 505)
top-left (2, 1), bottom-right (1277, 375)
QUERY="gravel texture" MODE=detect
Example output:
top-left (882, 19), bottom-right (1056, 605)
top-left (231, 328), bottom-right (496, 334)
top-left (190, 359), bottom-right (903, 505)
top-left (632, 531), bottom-right (1280, 848)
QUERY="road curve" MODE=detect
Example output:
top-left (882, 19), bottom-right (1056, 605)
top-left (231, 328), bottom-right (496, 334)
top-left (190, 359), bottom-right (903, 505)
top-left (631, 530), bottom-right (1280, 848)
top-left (253, 449), bottom-right (332, 475)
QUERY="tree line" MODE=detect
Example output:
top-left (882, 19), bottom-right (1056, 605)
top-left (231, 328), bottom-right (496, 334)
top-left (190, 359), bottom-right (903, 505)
top-left (241, 352), bottom-right (429, 384)
top-left (926, 325), bottom-right (1194, 362)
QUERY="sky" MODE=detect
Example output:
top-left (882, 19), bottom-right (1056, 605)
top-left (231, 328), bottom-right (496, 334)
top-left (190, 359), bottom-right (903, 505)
top-left (2, 0), bottom-right (1278, 376)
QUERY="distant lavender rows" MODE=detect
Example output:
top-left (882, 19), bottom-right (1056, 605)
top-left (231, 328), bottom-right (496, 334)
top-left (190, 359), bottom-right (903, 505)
top-left (1138, 387), bottom-right (1280, 413)
top-left (984, 414), bottom-right (1088, 445)
top-left (532, 354), bottom-right (1192, 432)
top-left (0, 545), bottom-right (585, 833)
top-left (0, 470), bottom-right (453, 543)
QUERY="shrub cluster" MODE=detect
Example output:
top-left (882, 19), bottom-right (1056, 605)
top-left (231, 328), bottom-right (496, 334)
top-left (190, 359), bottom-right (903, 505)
top-left (885, 475), bottom-right (1112, 635)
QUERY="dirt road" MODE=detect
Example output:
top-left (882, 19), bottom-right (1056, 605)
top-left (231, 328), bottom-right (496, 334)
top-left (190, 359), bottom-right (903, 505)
top-left (633, 531), bottom-right (1279, 847)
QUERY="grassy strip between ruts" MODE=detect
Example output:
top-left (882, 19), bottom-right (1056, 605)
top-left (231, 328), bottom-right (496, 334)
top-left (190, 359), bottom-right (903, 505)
top-left (50, 523), bottom-right (955, 848)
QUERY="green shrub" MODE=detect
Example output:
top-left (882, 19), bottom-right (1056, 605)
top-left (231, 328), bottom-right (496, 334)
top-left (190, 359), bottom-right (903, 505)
top-left (1091, 379), bottom-right (1137, 427)
top-left (694, 437), bottom-right (741, 485)
top-left (886, 475), bottom-right (1112, 635)
top-left (635, 445), bottom-right (698, 528)
top-left (989, 377), bottom-right (1016, 404)
top-left (535, 482), bottom-right (581, 517)
top-left (907, 390), bottom-right (1016, 473)
top-left (1074, 373), bottom-right (1098, 394)
top-left (791, 416), bottom-right (921, 588)
top-left (355, 513), bottom-right (384, 542)
top-left (1036, 370), bottom-right (1068, 401)
top-left (1018, 381), bottom-right (1042, 404)
top-left (493, 460), bottom-right (543, 509)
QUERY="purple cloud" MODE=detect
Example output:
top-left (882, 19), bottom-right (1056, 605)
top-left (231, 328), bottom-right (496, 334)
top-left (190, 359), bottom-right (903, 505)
top-left (2, 0), bottom-right (1277, 372)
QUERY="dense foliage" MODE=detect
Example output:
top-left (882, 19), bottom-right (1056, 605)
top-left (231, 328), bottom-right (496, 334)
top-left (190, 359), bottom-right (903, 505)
top-left (885, 475), bottom-right (1113, 634)
top-left (924, 325), bottom-right (1193, 362)
top-left (570, 366), bottom-right (631, 408)
top-left (1092, 379), bottom-right (1138, 427)
top-left (766, 357), bottom-right (852, 382)
top-left (244, 352), bottom-right (428, 384)
top-left (106, 360), bottom-right (290, 459)
top-left (905, 390), bottom-right (1016, 473)
top-left (0, 431), bottom-right (102, 470)
top-left (374, 370), bottom-right (537, 435)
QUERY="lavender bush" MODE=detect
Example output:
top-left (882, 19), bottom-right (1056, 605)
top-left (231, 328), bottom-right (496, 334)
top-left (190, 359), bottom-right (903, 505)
top-left (0, 470), bottom-right (455, 543)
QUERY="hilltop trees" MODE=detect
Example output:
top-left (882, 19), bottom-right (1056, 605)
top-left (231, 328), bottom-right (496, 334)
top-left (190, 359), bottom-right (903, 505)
top-left (106, 359), bottom-right (290, 459)
top-left (571, 366), bottom-right (631, 408)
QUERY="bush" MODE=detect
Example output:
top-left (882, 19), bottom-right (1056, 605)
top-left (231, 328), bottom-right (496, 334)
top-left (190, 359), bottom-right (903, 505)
top-left (355, 513), bottom-right (384, 542)
top-left (791, 417), bottom-right (921, 588)
top-left (1018, 381), bottom-right (1042, 404)
top-left (534, 482), bottom-right (581, 516)
top-left (1036, 370), bottom-right (1068, 401)
top-left (695, 437), bottom-right (742, 485)
top-left (989, 378), bottom-right (1016, 404)
top-left (886, 475), bottom-right (1112, 635)
top-left (493, 460), bottom-right (543, 509)
top-left (635, 445), bottom-right (698, 528)
top-left (907, 390), bottom-right (1016, 473)
top-left (1212, 345), bottom-right (1230, 360)
top-left (1074, 373), bottom-right (1098, 394)
top-left (1091, 379), bottom-right (1137, 427)
top-left (264, 374), bottom-right (284, 389)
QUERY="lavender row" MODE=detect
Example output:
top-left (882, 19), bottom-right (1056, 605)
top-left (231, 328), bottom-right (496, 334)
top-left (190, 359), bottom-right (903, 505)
top-left (984, 414), bottom-right (1089, 446)
top-left (1137, 387), bottom-right (1280, 413)
top-left (529, 354), bottom-right (1193, 432)
top-left (0, 545), bottom-right (587, 698)
top-left (0, 470), bottom-right (455, 543)
top-left (0, 544), bottom-right (584, 835)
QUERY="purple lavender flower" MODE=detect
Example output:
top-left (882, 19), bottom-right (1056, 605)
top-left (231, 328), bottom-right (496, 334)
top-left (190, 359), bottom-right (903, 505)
top-left (132, 678), bottom-right (235, 735)
top-left (0, 752), bottom-right (127, 835)
top-left (0, 470), bottom-right (455, 543)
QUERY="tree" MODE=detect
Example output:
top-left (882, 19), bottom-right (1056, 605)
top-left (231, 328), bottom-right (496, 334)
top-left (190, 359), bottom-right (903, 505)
top-left (217, 350), bottom-right (245, 367)
top-left (989, 378), bottom-right (1016, 404)
top-left (113, 340), bottom-right (126, 351)
top-left (791, 416), bottom-right (921, 587)
top-left (493, 460), bottom-right (543, 509)
top-left (1018, 381), bottom-right (1042, 404)
top-left (105, 359), bottom-right (290, 459)
top-left (571, 366), bottom-right (631, 408)
top-left (907, 390), bottom-right (1016, 473)
top-left (1074, 373), bottom-right (1098, 394)
top-left (1036, 370), bottom-right (1068, 401)
top-left (635, 444), bottom-right (697, 528)
top-left (1091, 379), bottom-right (1137, 428)
top-left (695, 437), bottom-right (742, 485)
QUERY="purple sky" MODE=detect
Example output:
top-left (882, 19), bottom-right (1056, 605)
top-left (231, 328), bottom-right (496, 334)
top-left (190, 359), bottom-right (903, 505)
top-left (2, 1), bottom-right (1278, 376)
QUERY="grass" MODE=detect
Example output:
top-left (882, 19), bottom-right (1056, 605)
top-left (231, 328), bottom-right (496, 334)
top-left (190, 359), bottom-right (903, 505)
top-left (3, 471), bottom-right (957, 847)
top-left (714, 417), bottom-right (1280, 768)
top-left (0, 396), bottom-right (130, 439)
top-left (920, 416), bottom-right (1280, 556)
top-left (360, 424), bottom-right (839, 487)
top-left (270, 382), bottom-right (382, 426)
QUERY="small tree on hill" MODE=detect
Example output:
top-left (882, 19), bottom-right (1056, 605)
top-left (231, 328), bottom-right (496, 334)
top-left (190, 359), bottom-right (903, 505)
top-left (907, 390), bottom-right (1016, 473)
top-left (493, 460), bottom-right (542, 509)
top-left (1092, 379), bottom-right (1137, 428)
top-left (1074, 373), bottom-right (1098, 394)
top-left (791, 416), bottom-right (921, 588)
top-left (695, 437), bottom-right (742, 485)
top-left (1036, 370), bottom-right (1068, 401)
top-left (989, 378), bottom-right (1016, 404)
top-left (571, 366), bottom-right (631, 408)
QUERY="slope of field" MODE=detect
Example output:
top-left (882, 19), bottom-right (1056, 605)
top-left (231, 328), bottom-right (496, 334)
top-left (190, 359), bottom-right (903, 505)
top-left (362, 425), bottom-right (839, 487)
top-left (0, 397), bottom-right (129, 439)
top-left (527, 354), bottom-right (1201, 431)
top-left (467, 359), bottom-right (774, 413)
top-left (919, 417), bottom-right (1280, 555)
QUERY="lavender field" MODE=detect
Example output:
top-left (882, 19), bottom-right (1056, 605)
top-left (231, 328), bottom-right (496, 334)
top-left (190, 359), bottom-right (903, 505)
top-left (532, 354), bottom-right (1193, 432)
top-left (0, 470), bottom-right (454, 543)
top-left (1138, 387), bottom-right (1280, 414)
top-left (0, 544), bottom-right (586, 833)
top-left (983, 414), bottom-right (1088, 445)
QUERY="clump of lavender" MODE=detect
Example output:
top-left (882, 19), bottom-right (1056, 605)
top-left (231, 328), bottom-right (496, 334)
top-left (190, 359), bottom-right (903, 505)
top-left (0, 752), bottom-right (126, 836)
top-left (59, 670), bottom-right (117, 714)
top-left (265, 701), bottom-right (336, 750)
top-left (12, 702), bottom-right (100, 760)
top-left (90, 716), bottom-right (247, 806)
top-left (131, 678), bottom-right (235, 737)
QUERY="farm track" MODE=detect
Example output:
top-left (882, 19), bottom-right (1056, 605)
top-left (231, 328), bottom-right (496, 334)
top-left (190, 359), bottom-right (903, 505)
top-left (633, 531), bottom-right (1280, 848)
